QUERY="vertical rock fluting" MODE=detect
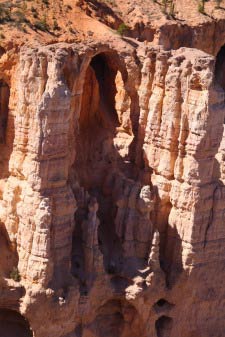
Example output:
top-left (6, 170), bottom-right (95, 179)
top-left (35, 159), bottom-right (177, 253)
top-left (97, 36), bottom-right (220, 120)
top-left (0, 40), bottom-right (224, 337)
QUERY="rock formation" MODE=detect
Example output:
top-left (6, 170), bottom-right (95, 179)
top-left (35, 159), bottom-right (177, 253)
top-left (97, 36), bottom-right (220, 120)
top-left (0, 0), bottom-right (225, 336)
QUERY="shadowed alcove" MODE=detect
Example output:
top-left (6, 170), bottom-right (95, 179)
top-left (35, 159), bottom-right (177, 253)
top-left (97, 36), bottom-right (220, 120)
top-left (0, 79), bottom-right (9, 144)
top-left (0, 222), bottom-right (18, 278)
top-left (0, 309), bottom-right (32, 337)
top-left (155, 315), bottom-right (173, 337)
top-left (92, 299), bottom-right (144, 337)
top-left (70, 50), bottom-right (131, 287)
top-left (215, 44), bottom-right (225, 91)
top-left (0, 78), bottom-right (11, 183)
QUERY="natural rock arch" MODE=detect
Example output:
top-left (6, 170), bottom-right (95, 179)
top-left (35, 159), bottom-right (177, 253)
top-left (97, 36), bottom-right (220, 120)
top-left (70, 50), bottom-right (131, 287)
top-left (0, 309), bottom-right (32, 337)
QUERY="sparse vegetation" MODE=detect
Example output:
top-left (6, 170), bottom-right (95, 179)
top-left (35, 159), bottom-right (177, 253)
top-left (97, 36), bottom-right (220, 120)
top-left (69, 26), bottom-right (76, 34)
top-left (0, 3), bottom-right (11, 23)
top-left (31, 6), bottom-right (38, 18)
top-left (169, 1), bottom-right (175, 17)
top-left (34, 16), bottom-right (49, 31)
top-left (159, 0), bottom-right (176, 18)
top-left (53, 19), bottom-right (60, 31)
top-left (10, 267), bottom-right (21, 282)
top-left (198, 0), bottom-right (205, 14)
top-left (13, 10), bottom-right (27, 23)
top-left (117, 23), bottom-right (130, 36)
top-left (162, 0), bottom-right (168, 13)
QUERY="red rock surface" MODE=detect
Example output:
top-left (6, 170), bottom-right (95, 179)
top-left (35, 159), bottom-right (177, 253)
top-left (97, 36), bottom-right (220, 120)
top-left (0, 1), bottom-right (225, 336)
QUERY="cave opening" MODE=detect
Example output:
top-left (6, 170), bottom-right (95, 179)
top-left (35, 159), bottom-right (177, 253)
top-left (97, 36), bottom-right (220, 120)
top-left (70, 51), bottom-right (130, 288)
top-left (0, 309), bottom-right (32, 337)
top-left (155, 299), bottom-right (169, 307)
top-left (0, 79), bottom-right (9, 144)
top-left (153, 299), bottom-right (174, 313)
top-left (155, 316), bottom-right (173, 337)
top-left (93, 299), bottom-right (144, 337)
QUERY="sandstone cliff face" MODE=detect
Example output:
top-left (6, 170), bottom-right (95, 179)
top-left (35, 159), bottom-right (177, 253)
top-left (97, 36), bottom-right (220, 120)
top-left (0, 8), bottom-right (225, 337)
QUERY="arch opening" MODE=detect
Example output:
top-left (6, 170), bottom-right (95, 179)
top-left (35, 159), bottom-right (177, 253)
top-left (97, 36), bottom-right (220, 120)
top-left (0, 309), bottom-right (32, 337)
top-left (70, 51), bottom-right (132, 290)
top-left (153, 299), bottom-right (174, 313)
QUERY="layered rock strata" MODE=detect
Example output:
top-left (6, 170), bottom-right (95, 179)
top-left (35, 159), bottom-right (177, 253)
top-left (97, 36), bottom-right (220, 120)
top-left (0, 36), bottom-right (224, 337)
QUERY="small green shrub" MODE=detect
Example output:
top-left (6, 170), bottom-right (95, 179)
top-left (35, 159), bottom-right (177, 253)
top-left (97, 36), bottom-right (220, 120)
top-left (117, 23), bottom-right (130, 36)
top-left (53, 19), bottom-right (60, 31)
top-left (13, 10), bottom-right (26, 23)
top-left (10, 267), bottom-right (21, 282)
top-left (69, 26), bottom-right (76, 34)
top-left (0, 3), bottom-right (11, 23)
top-left (34, 18), bottom-right (49, 31)
top-left (169, 2), bottom-right (175, 17)
top-left (198, 0), bottom-right (205, 13)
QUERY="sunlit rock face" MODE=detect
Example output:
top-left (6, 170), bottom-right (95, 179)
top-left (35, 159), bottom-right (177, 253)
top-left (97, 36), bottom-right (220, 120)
top-left (0, 37), bottom-right (224, 337)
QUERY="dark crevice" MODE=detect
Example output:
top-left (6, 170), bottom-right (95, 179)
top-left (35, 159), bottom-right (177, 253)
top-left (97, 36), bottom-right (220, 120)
top-left (153, 299), bottom-right (175, 313)
top-left (70, 51), bottom-right (130, 292)
top-left (0, 47), bottom-right (6, 58)
top-left (0, 80), bottom-right (9, 144)
top-left (158, 202), bottom-right (183, 288)
top-left (155, 316), bottom-right (173, 337)
top-left (203, 184), bottom-right (218, 248)
top-left (0, 79), bottom-right (12, 181)
top-left (215, 44), bottom-right (225, 91)
top-left (0, 309), bottom-right (32, 337)
top-left (0, 222), bottom-right (18, 278)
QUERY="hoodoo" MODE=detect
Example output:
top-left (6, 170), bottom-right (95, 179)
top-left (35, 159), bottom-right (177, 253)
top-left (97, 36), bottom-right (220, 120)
top-left (0, 0), bottom-right (225, 336)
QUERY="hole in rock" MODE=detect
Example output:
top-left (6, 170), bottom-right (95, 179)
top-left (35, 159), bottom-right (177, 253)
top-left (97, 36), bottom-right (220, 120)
top-left (155, 316), bottom-right (173, 337)
top-left (0, 309), bottom-right (32, 337)
top-left (94, 299), bottom-right (144, 337)
top-left (156, 299), bottom-right (169, 307)
top-left (153, 299), bottom-right (174, 313)
top-left (0, 79), bottom-right (9, 144)
top-left (0, 79), bottom-right (11, 183)
top-left (70, 51), bottom-right (132, 285)
top-left (215, 44), bottom-right (225, 92)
